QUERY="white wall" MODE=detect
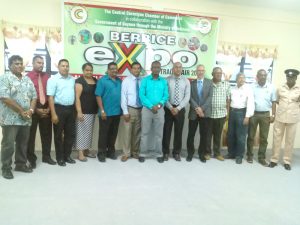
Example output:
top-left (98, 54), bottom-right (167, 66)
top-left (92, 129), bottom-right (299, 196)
top-left (1, 0), bottom-right (300, 150)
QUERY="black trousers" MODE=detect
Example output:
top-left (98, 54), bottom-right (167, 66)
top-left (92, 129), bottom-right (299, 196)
top-left (162, 107), bottom-right (185, 155)
top-left (27, 109), bottom-right (52, 163)
top-left (206, 117), bottom-right (225, 156)
top-left (186, 117), bottom-right (212, 157)
top-left (97, 115), bottom-right (120, 157)
top-left (53, 104), bottom-right (75, 161)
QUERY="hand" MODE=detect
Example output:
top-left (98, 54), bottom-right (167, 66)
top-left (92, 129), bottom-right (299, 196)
top-left (123, 114), bottom-right (130, 122)
top-left (195, 107), bottom-right (204, 117)
top-left (270, 115), bottom-right (275, 123)
top-left (20, 110), bottom-right (30, 119)
top-left (243, 117), bottom-right (249, 125)
top-left (101, 111), bottom-right (107, 120)
top-left (171, 107), bottom-right (179, 116)
top-left (77, 112), bottom-right (84, 122)
top-left (51, 114), bottom-right (59, 124)
top-left (152, 105), bottom-right (159, 114)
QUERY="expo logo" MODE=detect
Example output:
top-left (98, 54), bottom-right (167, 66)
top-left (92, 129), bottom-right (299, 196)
top-left (84, 44), bottom-right (198, 72)
top-left (70, 6), bottom-right (88, 24)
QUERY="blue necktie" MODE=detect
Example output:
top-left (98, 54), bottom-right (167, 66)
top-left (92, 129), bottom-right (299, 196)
top-left (197, 80), bottom-right (203, 100)
top-left (136, 78), bottom-right (141, 107)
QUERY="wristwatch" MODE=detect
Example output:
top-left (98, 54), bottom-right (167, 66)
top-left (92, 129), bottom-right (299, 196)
top-left (157, 104), bottom-right (162, 109)
top-left (101, 110), bottom-right (105, 114)
top-left (29, 108), bottom-right (34, 114)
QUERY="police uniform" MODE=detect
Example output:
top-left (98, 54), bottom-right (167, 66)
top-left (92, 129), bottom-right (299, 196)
top-left (270, 69), bottom-right (300, 170)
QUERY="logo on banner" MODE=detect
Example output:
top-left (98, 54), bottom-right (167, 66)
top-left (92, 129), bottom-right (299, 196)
top-left (70, 6), bottom-right (88, 24)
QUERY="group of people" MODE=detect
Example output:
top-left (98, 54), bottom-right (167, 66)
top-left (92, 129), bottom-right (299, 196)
top-left (0, 54), bottom-right (299, 180)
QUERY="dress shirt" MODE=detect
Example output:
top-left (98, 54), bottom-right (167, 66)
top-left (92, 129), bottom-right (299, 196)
top-left (165, 75), bottom-right (190, 110)
top-left (121, 74), bottom-right (142, 115)
top-left (230, 84), bottom-right (254, 117)
top-left (46, 73), bottom-right (75, 106)
top-left (0, 72), bottom-right (37, 126)
top-left (95, 74), bottom-right (122, 116)
top-left (139, 74), bottom-right (169, 110)
top-left (27, 71), bottom-right (49, 104)
top-left (252, 83), bottom-right (276, 112)
top-left (211, 81), bottom-right (231, 118)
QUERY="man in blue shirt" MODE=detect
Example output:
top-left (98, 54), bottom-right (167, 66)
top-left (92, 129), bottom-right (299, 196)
top-left (0, 55), bottom-right (37, 179)
top-left (47, 59), bottom-right (76, 167)
top-left (246, 69), bottom-right (276, 166)
top-left (139, 61), bottom-right (169, 163)
top-left (95, 62), bottom-right (122, 162)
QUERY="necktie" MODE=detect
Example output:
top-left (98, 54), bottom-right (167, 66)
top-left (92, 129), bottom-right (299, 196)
top-left (38, 74), bottom-right (46, 105)
top-left (136, 78), bottom-right (141, 107)
top-left (173, 78), bottom-right (180, 105)
top-left (197, 80), bottom-right (203, 100)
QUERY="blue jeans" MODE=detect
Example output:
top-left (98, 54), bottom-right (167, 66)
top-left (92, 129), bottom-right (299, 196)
top-left (227, 108), bottom-right (248, 158)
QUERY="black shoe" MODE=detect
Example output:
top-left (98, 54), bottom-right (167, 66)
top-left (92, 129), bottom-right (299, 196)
top-left (236, 157), bottom-right (242, 164)
top-left (258, 159), bottom-right (269, 167)
top-left (269, 162), bottom-right (277, 168)
top-left (42, 158), bottom-right (57, 165)
top-left (173, 154), bottom-right (181, 161)
top-left (199, 156), bottom-right (206, 163)
top-left (57, 160), bottom-right (66, 167)
top-left (15, 165), bottom-right (33, 173)
top-left (108, 154), bottom-right (117, 160)
top-left (98, 155), bottom-right (106, 162)
top-left (246, 156), bottom-right (253, 163)
top-left (163, 154), bottom-right (169, 161)
top-left (29, 161), bottom-right (36, 169)
top-left (157, 157), bottom-right (164, 163)
top-left (186, 155), bottom-right (193, 162)
top-left (138, 156), bottom-right (145, 163)
top-left (65, 157), bottom-right (76, 164)
top-left (284, 164), bottom-right (291, 170)
top-left (225, 154), bottom-right (235, 159)
top-left (2, 170), bottom-right (14, 179)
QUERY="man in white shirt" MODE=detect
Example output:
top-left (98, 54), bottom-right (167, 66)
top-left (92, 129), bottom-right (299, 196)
top-left (120, 62), bottom-right (142, 161)
top-left (226, 72), bottom-right (254, 164)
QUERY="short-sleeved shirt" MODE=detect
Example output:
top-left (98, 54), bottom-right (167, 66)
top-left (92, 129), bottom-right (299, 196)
top-left (252, 83), bottom-right (277, 112)
top-left (76, 76), bottom-right (98, 114)
top-left (47, 73), bottom-right (75, 106)
top-left (95, 75), bottom-right (122, 116)
top-left (0, 72), bottom-right (37, 126)
top-left (211, 81), bottom-right (231, 118)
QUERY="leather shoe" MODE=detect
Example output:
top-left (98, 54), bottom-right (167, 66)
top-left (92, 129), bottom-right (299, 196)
top-left (173, 154), bottom-right (181, 161)
top-left (108, 154), bottom-right (117, 160)
top-left (98, 156), bottom-right (106, 162)
top-left (186, 155), bottom-right (193, 162)
top-left (258, 159), bottom-right (268, 167)
top-left (284, 164), bottom-right (291, 170)
top-left (163, 154), bottom-right (169, 161)
top-left (57, 160), bottom-right (66, 166)
top-left (2, 170), bottom-right (14, 179)
top-left (246, 156), bottom-right (253, 163)
top-left (199, 156), bottom-right (206, 163)
top-left (15, 165), bottom-right (33, 173)
top-left (236, 157), bottom-right (242, 164)
top-left (29, 161), bottom-right (36, 169)
top-left (65, 157), bottom-right (76, 164)
top-left (157, 157), bottom-right (164, 163)
top-left (225, 154), bottom-right (235, 159)
top-left (269, 162), bottom-right (277, 168)
top-left (42, 158), bottom-right (57, 165)
top-left (138, 156), bottom-right (145, 163)
top-left (204, 154), bottom-right (211, 160)
top-left (121, 155), bottom-right (129, 162)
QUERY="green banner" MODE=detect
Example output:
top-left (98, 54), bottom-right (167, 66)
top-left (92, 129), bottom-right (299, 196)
top-left (64, 2), bottom-right (219, 78)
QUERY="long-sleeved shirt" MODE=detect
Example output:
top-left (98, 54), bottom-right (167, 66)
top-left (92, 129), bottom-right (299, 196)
top-left (121, 73), bottom-right (142, 115)
top-left (139, 74), bottom-right (169, 109)
top-left (230, 84), bottom-right (254, 117)
top-left (27, 70), bottom-right (49, 104)
top-left (165, 75), bottom-right (190, 110)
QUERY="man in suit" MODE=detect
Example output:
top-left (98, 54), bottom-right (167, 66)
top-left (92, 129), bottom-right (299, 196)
top-left (186, 64), bottom-right (213, 162)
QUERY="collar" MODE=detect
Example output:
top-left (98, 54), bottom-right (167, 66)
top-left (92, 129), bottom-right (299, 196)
top-left (57, 73), bottom-right (70, 79)
top-left (255, 82), bottom-right (268, 88)
top-left (150, 74), bottom-right (161, 80)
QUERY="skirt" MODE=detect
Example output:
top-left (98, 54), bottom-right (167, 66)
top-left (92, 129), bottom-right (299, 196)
top-left (74, 114), bottom-right (96, 150)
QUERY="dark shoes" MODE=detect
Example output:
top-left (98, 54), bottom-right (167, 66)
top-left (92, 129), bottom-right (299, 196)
top-left (107, 154), bottom-right (117, 160)
top-left (138, 156), bottom-right (145, 163)
top-left (258, 159), bottom-right (269, 167)
top-left (2, 170), bottom-right (14, 179)
top-left (269, 162), bottom-right (277, 168)
top-left (29, 161), bottom-right (37, 169)
top-left (173, 154), bottom-right (181, 161)
top-left (97, 155), bottom-right (106, 162)
top-left (65, 157), bottom-right (76, 164)
top-left (235, 157), bottom-right (242, 164)
top-left (15, 165), bottom-right (33, 173)
top-left (57, 160), bottom-right (66, 167)
top-left (225, 154), bottom-right (235, 159)
top-left (157, 157), bottom-right (164, 163)
top-left (163, 154), bottom-right (169, 161)
top-left (199, 155), bottom-right (206, 163)
top-left (186, 155), bottom-right (193, 162)
top-left (246, 156), bottom-right (253, 163)
top-left (42, 158), bottom-right (57, 165)
top-left (284, 164), bottom-right (291, 170)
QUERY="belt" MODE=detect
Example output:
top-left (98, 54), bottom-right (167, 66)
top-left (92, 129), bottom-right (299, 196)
top-left (254, 111), bottom-right (269, 114)
top-left (230, 107), bottom-right (246, 112)
top-left (172, 104), bottom-right (179, 107)
top-left (54, 104), bottom-right (74, 108)
top-left (128, 105), bottom-right (143, 110)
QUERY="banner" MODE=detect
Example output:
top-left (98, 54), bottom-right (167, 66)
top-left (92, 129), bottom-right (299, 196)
top-left (64, 2), bottom-right (219, 78)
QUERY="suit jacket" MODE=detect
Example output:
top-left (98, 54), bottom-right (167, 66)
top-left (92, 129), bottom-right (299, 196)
top-left (188, 78), bottom-right (213, 120)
